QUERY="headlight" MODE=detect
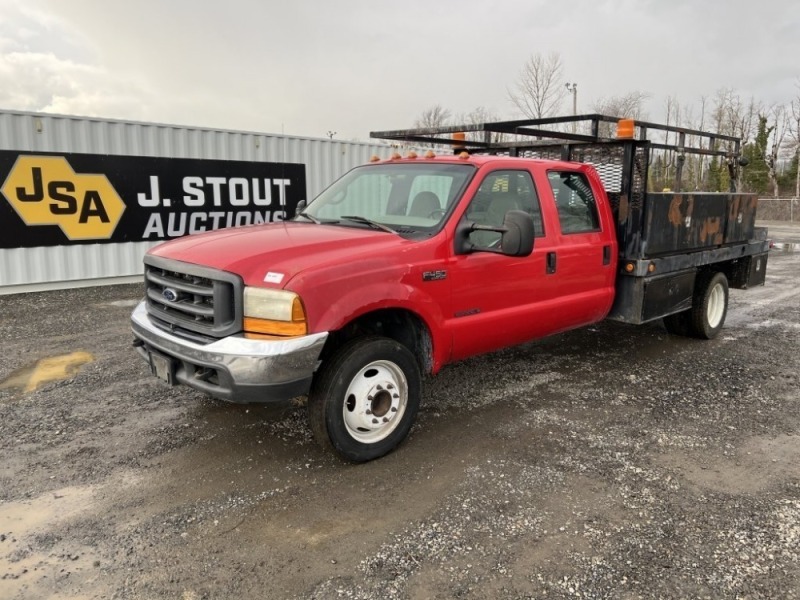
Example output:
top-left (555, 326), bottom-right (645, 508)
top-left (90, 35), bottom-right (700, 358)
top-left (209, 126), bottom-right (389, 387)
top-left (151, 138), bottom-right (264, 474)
top-left (243, 288), bottom-right (307, 338)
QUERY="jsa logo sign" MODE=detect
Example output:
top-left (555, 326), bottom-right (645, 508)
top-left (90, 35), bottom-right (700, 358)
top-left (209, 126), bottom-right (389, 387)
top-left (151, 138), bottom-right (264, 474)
top-left (1, 156), bottom-right (125, 240)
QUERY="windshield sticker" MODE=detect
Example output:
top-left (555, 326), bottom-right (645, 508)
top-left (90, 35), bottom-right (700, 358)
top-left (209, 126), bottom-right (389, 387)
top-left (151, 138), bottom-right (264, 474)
top-left (264, 272), bottom-right (284, 284)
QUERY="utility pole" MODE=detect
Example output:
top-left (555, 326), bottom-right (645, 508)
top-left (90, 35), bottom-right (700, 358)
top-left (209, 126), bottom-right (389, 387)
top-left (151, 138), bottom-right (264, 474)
top-left (565, 83), bottom-right (578, 132)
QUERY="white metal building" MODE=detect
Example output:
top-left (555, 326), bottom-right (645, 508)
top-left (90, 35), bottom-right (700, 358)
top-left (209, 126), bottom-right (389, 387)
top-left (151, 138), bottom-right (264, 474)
top-left (0, 110), bottom-right (398, 294)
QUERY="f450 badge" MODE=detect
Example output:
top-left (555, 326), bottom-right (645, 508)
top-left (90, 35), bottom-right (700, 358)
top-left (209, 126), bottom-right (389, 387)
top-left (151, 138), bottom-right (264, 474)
top-left (1, 156), bottom-right (125, 240)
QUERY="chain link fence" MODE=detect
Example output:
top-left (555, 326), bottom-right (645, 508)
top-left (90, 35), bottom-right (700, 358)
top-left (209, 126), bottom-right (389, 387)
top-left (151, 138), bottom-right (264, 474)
top-left (757, 197), bottom-right (799, 222)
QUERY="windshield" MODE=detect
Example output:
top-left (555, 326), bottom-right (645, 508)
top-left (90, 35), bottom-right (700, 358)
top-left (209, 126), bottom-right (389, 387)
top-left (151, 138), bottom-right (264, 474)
top-left (300, 163), bottom-right (474, 233)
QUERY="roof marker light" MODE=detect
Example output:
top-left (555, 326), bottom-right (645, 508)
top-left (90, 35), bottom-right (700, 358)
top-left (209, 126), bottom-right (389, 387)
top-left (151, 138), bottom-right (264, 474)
top-left (453, 131), bottom-right (467, 153)
top-left (617, 119), bottom-right (635, 139)
top-left (369, 155), bottom-right (381, 162)
top-left (424, 150), bottom-right (436, 158)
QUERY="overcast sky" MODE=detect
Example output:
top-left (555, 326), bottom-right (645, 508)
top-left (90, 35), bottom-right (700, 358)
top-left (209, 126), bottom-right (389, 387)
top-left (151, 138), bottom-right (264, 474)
top-left (0, 0), bottom-right (798, 141)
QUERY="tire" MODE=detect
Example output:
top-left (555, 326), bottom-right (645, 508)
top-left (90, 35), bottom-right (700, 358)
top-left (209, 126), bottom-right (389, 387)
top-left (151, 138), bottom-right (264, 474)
top-left (308, 336), bottom-right (421, 462)
top-left (688, 271), bottom-right (729, 339)
top-left (663, 310), bottom-right (691, 336)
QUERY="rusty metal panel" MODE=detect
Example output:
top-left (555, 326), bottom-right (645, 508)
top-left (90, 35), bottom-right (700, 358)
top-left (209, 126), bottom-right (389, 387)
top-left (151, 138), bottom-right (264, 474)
top-left (644, 193), bottom-right (731, 256)
top-left (725, 194), bottom-right (757, 243)
top-left (0, 109), bottom-right (398, 292)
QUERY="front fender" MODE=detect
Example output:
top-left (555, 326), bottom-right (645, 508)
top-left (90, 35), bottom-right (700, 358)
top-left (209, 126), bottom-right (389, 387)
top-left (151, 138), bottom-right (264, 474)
top-left (310, 281), bottom-right (450, 373)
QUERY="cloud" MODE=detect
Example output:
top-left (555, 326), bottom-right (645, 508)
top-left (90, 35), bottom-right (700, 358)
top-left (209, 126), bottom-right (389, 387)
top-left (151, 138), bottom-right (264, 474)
top-left (0, 50), bottom-right (153, 119)
top-left (0, 0), bottom-right (155, 121)
top-left (0, 0), bottom-right (798, 141)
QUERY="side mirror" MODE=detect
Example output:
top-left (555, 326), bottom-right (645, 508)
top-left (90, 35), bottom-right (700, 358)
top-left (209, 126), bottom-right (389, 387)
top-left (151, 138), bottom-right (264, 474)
top-left (500, 210), bottom-right (535, 256)
top-left (293, 199), bottom-right (307, 218)
top-left (454, 210), bottom-right (535, 257)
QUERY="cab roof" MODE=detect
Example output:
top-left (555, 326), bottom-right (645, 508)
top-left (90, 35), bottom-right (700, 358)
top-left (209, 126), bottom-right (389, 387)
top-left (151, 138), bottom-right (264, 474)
top-left (369, 153), bottom-right (583, 171)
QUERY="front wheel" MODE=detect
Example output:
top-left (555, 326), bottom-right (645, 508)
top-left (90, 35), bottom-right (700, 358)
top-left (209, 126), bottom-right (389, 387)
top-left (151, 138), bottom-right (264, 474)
top-left (308, 336), bottom-right (421, 462)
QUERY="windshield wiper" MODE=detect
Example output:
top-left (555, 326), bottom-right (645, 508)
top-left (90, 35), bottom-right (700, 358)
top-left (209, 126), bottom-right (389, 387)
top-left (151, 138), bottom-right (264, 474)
top-left (340, 215), bottom-right (397, 234)
top-left (296, 211), bottom-right (322, 224)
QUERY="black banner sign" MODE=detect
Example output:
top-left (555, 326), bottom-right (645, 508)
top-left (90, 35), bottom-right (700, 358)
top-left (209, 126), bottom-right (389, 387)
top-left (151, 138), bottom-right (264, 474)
top-left (0, 151), bottom-right (306, 248)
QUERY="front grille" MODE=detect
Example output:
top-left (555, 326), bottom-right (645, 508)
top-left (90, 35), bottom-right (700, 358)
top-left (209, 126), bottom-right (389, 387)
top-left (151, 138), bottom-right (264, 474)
top-left (144, 256), bottom-right (242, 339)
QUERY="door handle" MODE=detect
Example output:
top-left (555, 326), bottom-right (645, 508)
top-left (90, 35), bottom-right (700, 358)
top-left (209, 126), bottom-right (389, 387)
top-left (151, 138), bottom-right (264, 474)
top-left (547, 252), bottom-right (557, 274)
top-left (603, 245), bottom-right (612, 265)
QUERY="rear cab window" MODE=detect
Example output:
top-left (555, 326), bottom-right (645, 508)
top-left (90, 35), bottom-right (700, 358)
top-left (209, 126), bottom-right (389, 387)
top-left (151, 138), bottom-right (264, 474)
top-left (547, 171), bottom-right (601, 234)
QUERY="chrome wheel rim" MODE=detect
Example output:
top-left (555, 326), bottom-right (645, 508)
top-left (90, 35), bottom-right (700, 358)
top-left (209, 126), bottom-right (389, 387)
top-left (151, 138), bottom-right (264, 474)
top-left (707, 282), bottom-right (726, 329)
top-left (342, 360), bottom-right (408, 444)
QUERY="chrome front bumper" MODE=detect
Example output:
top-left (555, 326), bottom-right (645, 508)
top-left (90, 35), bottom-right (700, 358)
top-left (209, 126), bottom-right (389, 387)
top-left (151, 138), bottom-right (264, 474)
top-left (131, 301), bottom-right (328, 403)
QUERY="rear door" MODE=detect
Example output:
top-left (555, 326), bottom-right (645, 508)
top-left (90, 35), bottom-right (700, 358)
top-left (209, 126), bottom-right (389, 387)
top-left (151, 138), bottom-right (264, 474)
top-left (536, 167), bottom-right (616, 324)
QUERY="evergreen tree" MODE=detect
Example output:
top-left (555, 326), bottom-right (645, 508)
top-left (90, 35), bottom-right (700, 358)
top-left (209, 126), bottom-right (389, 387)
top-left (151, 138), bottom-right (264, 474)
top-left (741, 116), bottom-right (771, 194)
top-left (708, 156), bottom-right (722, 192)
top-left (778, 149), bottom-right (799, 196)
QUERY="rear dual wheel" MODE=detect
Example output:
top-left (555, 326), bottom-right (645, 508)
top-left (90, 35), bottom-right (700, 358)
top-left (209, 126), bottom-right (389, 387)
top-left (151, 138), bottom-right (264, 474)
top-left (308, 336), bottom-right (421, 462)
top-left (663, 271), bottom-right (729, 340)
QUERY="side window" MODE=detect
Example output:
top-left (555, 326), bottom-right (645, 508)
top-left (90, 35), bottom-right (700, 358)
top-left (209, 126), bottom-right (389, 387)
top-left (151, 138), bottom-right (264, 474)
top-left (548, 171), bottom-right (600, 234)
top-left (466, 170), bottom-right (544, 248)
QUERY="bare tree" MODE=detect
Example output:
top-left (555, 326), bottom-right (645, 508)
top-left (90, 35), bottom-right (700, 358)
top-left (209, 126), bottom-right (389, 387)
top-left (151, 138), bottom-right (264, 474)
top-left (791, 83), bottom-right (800, 198)
top-left (711, 89), bottom-right (760, 191)
top-left (508, 52), bottom-right (567, 119)
top-left (454, 106), bottom-right (509, 143)
top-left (591, 91), bottom-right (649, 137)
top-left (592, 91), bottom-right (649, 119)
top-left (697, 95), bottom-right (709, 189)
top-left (712, 88), bottom-right (759, 143)
top-left (414, 105), bottom-right (451, 130)
top-left (456, 106), bottom-right (497, 126)
top-left (658, 95), bottom-right (680, 187)
top-left (412, 105), bottom-right (452, 148)
top-left (765, 104), bottom-right (790, 197)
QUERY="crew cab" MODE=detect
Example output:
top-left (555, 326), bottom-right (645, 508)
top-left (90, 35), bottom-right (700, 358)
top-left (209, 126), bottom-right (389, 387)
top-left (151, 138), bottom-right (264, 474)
top-left (132, 115), bottom-right (769, 461)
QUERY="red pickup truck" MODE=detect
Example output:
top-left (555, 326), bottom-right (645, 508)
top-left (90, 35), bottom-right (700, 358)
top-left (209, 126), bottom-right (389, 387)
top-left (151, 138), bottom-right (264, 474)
top-left (132, 115), bottom-right (769, 461)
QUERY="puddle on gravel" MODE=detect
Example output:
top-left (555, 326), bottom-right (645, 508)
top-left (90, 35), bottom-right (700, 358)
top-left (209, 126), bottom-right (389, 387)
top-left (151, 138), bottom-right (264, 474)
top-left (102, 299), bottom-right (140, 308)
top-left (0, 484), bottom-right (103, 599)
top-left (0, 485), bottom-right (97, 534)
top-left (0, 351), bottom-right (94, 393)
top-left (658, 433), bottom-right (800, 495)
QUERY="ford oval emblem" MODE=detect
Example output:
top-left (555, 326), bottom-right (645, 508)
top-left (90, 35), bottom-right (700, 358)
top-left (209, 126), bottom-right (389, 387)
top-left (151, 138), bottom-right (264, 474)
top-left (162, 288), bottom-right (179, 302)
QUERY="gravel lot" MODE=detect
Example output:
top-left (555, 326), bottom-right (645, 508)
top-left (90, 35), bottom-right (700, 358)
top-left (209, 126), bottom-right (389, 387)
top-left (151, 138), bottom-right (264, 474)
top-left (1, 236), bottom-right (799, 599)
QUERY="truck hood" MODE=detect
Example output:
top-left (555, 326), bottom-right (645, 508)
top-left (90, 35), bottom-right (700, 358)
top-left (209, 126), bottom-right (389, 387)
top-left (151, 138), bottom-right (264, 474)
top-left (148, 222), bottom-right (417, 287)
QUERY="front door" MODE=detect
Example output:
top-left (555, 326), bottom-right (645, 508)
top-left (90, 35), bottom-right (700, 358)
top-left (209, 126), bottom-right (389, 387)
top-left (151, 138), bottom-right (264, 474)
top-left (448, 169), bottom-right (559, 361)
